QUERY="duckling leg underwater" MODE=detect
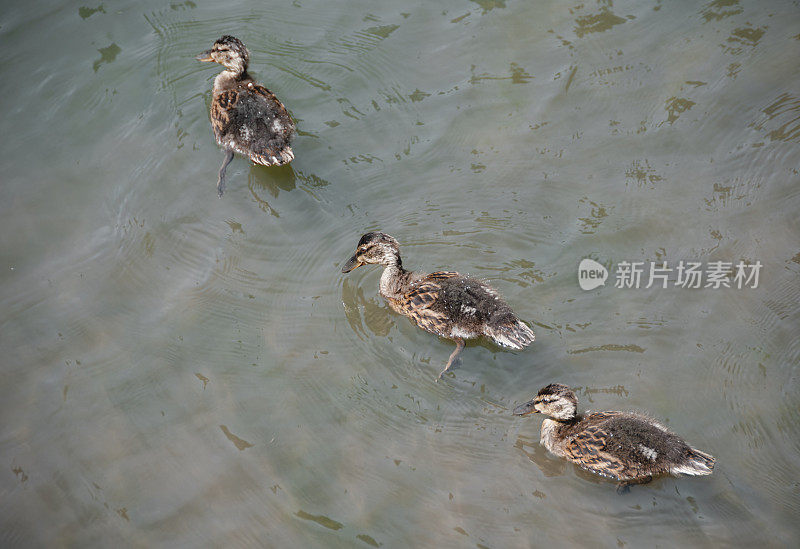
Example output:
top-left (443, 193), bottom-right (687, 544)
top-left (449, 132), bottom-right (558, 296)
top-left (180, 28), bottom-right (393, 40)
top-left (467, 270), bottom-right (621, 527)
top-left (616, 476), bottom-right (653, 494)
top-left (216, 149), bottom-right (235, 197)
top-left (437, 338), bottom-right (465, 380)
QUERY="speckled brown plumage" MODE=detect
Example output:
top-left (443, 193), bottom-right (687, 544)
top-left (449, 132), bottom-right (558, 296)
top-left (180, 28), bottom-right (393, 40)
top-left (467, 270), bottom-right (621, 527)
top-left (513, 384), bottom-right (715, 491)
top-left (198, 35), bottom-right (295, 196)
top-left (342, 232), bottom-right (535, 379)
top-left (209, 80), bottom-right (294, 165)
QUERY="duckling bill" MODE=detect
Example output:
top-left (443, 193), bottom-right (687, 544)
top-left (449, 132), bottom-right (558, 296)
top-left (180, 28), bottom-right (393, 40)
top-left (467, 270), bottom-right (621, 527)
top-left (514, 383), bottom-right (715, 492)
top-left (342, 232), bottom-right (535, 379)
top-left (197, 35), bottom-right (295, 197)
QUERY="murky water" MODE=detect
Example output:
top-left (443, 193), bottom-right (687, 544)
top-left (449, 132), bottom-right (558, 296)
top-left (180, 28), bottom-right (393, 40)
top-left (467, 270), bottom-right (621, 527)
top-left (2, 0), bottom-right (799, 546)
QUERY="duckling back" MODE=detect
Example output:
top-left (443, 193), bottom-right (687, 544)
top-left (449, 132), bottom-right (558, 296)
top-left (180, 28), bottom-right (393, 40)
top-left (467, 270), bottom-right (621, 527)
top-left (431, 275), bottom-right (535, 349)
top-left (562, 412), bottom-right (715, 481)
top-left (595, 415), bottom-right (713, 475)
top-left (211, 78), bottom-right (295, 166)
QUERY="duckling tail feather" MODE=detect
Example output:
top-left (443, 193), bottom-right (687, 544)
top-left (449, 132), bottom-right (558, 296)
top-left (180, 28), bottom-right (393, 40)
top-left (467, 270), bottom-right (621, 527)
top-left (673, 448), bottom-right (715, 476)
top-left (251, 146), bottom-right (294, 166)
top-left (485, 320), bottom-right (535, 350)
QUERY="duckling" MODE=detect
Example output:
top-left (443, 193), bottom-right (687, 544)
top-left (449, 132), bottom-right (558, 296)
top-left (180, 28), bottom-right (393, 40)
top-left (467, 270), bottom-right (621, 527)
top-left (197, 36), bottom-right (295, 197)
top-left (341, 232), bottom-right (535, 379)
top-left (513, 383), bottom-right (715, 492)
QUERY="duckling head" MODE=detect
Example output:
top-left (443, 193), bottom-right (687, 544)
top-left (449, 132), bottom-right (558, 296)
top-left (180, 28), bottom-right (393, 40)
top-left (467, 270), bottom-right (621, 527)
top-left (513, 383), bottom-right (578, 421)
top-left (197, 35), bottom-right (250, 75)
top-left (342, 232), bottom-right (401, 273)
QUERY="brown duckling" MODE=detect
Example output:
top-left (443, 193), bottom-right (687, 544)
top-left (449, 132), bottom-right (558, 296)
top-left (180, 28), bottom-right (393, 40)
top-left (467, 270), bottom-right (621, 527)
top-left (513, 383), bottom-right (715, 492)
top-left (342, 232), bottom-right (535, 379)
top-left (197, 35), bottom-right (295, 196)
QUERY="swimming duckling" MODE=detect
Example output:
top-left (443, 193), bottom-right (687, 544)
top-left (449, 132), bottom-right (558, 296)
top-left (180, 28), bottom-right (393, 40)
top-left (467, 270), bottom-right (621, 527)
top-left (197, 35), bottom-right (295, 197)
top-left (513, 383), bottom-right (715, 492)
top-left (342, 232), bottom-right (535, 379)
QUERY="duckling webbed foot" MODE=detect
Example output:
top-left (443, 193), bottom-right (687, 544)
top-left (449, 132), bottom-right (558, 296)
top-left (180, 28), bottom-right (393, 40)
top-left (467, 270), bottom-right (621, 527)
top-left (616, 476), bottom-right (653, 494)
top-left (437, 338), bottom-right (465, 381)
top-left (217, 149), bottom-right (235, 197)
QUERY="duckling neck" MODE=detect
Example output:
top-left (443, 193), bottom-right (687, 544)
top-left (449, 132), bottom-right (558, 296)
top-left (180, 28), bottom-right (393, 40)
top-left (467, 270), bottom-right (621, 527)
top-left (213, 69), bottom-right (251, 94)
top-left (378, 259), bottom-right (413, 300)
top-left (540, 415), bottom-right (583, 457)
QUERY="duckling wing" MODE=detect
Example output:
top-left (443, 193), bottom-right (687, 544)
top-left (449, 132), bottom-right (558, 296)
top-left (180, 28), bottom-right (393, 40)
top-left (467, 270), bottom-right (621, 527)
top-left (566, 413), bottom-right (685, 480)
top-left (392, 271), bottom-right (533, 344)
top-left (433, 274), bottom-right (534, 348)
top-left (564, 413), bottom-right (652, 481)
top-left (393, 279), bottom-right (453, 337)
top-left (426, 271), bottom-right (460, 281)
top-left (211, 84), bottom-right (295, 166)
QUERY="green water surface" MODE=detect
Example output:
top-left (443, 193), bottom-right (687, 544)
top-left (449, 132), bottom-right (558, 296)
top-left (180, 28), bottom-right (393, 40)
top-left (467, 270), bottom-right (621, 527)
top-left (1, 0), bottom-right (799, 546)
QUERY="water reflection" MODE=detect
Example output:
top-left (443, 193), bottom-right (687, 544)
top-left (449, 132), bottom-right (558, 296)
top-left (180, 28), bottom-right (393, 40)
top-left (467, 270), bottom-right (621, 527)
top-left (514, 434), bottom-right (567, 478)
top-left (701, 0), bottom-right (743, 22)
top-left (341, 277), bottom-right (394, 338)
top-left (247, 165), bottom-right (297, 216)
top-left (92, 43), bottom-right (121, 72)
top-left (754, 93), bottom-right (800, 143)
